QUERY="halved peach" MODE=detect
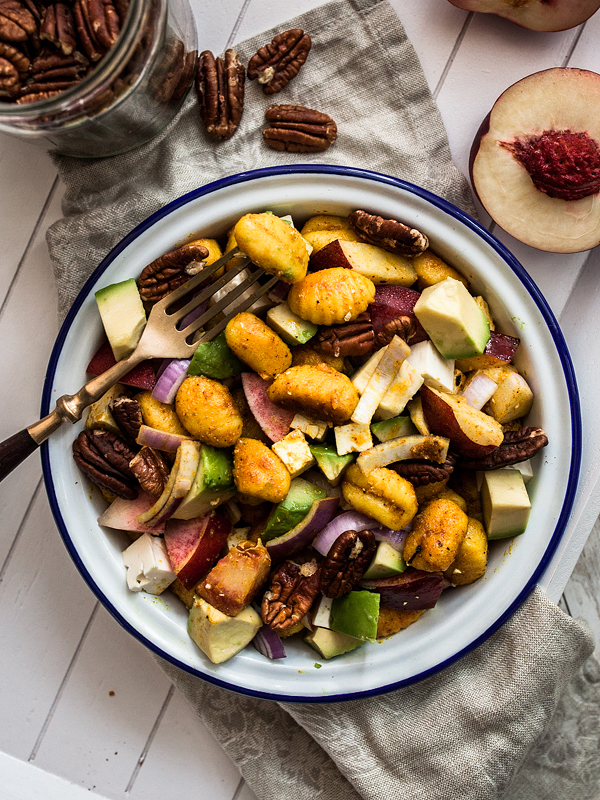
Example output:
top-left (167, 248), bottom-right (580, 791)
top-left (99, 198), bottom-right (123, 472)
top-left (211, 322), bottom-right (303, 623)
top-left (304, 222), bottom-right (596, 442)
top-left (447, 0), bottom-right (600, 32)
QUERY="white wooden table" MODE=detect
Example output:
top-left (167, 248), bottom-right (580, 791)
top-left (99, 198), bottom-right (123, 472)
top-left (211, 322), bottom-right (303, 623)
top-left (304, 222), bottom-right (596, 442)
top-left (1, 1), bottom-right (600, 797)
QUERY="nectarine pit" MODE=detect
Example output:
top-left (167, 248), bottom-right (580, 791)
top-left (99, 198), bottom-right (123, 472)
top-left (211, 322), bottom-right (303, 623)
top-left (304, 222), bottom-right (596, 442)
top-left (502, 130), bottom-right (600, 201)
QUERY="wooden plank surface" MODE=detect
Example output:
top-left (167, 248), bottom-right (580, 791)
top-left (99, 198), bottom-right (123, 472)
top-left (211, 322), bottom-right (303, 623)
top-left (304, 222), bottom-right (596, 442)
top-left (0, 0), bottom-right (599, 797)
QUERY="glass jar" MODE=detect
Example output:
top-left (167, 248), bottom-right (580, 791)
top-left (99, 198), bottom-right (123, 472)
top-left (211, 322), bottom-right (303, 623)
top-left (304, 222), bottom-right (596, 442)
top-left (0, 0), bottom-right (197, 158)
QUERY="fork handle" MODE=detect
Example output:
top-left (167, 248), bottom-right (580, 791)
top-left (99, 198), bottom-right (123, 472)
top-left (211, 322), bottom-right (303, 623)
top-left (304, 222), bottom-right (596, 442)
top-left (0, 429), bottom-right (43, 481)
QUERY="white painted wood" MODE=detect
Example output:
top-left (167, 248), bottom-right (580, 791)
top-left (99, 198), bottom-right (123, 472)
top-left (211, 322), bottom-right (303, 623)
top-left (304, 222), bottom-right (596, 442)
top-left (1, 751), bottom-right (111, 800)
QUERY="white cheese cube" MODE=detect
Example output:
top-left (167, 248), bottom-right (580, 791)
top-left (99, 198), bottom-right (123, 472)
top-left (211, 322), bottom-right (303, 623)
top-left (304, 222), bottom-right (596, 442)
top-left (122, 534), bottom-right (176, 595)
top-left (312, 595), bottom-right (333, 629)
top-left (291, 413), bottom-right (329, 441)
top-left (376, 359), bottom-right (424, 420)
top-left (271, 429), bottom-right (316, 478)
top-left (407, 340), bottom-right (455, 392)
top-left (227, 526), bottom-right (251, 550)
top-left (188, 596), bottom-right (262, 664)
top-left (335, 422), bottom-right (373, 455)
top-left (351, 346), bottom-right (387, 394)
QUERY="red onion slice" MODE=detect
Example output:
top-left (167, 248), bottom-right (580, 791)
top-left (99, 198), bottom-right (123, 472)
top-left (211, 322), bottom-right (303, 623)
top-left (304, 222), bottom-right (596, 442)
top-left (312, 510), bottom-right (382, 556)
top-left (151, 358), bottom-right (191, 404)
top-left (373, 524), bottom-right (411, 551)
top-left (251, 620), bottom-right (286, 659)
top-left (461, 373), bottom-right (498, 410)
top-left (136, 424), bottom-right (193, 452)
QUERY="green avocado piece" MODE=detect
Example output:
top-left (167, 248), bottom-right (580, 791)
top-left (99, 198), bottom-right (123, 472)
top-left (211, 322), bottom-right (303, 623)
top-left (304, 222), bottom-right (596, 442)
top-left (481, 468), bottom-right (531, 540)
top-left (362, 541), bottom-right (406, 580)
top-left (370, 415), bottom-right (417, 443)
top-left (262, 478), bottom-right (326, 542)
top-left (266, 302), bottom-right (318, 346)
top-left (95, 278), bottom-right (146, 361)
top-left (329, 590), bottom-right (380, 642)
top-left (304, 627), bottom-right (365, 659)
top-left (414, 278), bottom-right (490, 360)
top-left (188, 331), bottom-right (244, 379)
top-left (171, 444), bottom-right (235, 520)
top-left (309, 445), bottom-right (355, 485)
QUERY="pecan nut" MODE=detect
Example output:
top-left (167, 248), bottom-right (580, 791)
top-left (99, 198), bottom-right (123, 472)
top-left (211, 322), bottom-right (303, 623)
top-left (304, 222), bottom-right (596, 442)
top-left (374, 315), bottom-right (416, 349)
top-left (73, 429), bottom-right (138, 499)
top-left (393, 453), bottom-right (457, 487)
top-left (0, 41), bottom-right (28, 96)
top-left (261, 560), bottom-right (321, 632)
top-left (247, 28), bottom-right (311, 95)
top-left (315, 312), bottom-right (374, 358)
top-left (111, 394), bottom-right (142, 440)
top-left (263, 104), bottom-right (337, 153)
top-left (458, 426), bottom-right (548, 471)
top-left (40, 3), bottom-right (77, 55)
top-left (73, 0), bottom-right (120, 62)
top-left (129, 446), bottom-right (169, 496)
top-left (137, 243), bottom-right (209, 304)
top-left (0, 0), bottom-right (37, 43)
top-left (196, 48), bottom-right (245, 141)
top-left (348, 210), bottom-right (429, 258)
top-left (319, 529), bottom-right (377, 598)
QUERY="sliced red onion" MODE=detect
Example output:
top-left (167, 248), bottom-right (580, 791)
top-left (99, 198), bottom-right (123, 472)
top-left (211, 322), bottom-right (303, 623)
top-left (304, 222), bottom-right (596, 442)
top-left (178, 298), bottom-right (209, 329)
top-left (151, 358), bottom-right (191, 404)
top-left (312, 510), bottom-right (382, 556)
top-left (461, 373), bottom-right (498, 410)
top-left (373, 524), bottom-right (411, 551)
top-left (252, 623), bottom-right (286, 659)
top-left (136, 424), bottom-right (193, 452)
top-left (266, 497), bottom-right (340, 561)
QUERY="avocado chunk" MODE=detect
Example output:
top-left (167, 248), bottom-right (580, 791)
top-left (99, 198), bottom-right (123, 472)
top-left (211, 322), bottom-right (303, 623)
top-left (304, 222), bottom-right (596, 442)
top-left (329, 590), bottom-right (380, 642)
top-left (95, 278), bottom-right (146, 361)
top-left (414, 278), bottom-right (490, 360)
top-left (310, 444), bottom-right (355, 485)
top-left (362, 541), bottom-right (406, 579)
top-left (304, 626), bottom-right (365, 659)
top-left (188, 596), bottom-right (262, 664)
top-left (370, 414), bottom-right (417, 443)
top-left (85, 383), bottom-right (126, 434)
top-left (188, 331), bottom-right (244, 379)
top-left (171, 444), bottom-right (235, 520)
top-left (481, 468), bottom-right (531, 539)
top-left (266, 302), bottom-right (318, 346)
top-left (262, 478), bottom-right (326, 542)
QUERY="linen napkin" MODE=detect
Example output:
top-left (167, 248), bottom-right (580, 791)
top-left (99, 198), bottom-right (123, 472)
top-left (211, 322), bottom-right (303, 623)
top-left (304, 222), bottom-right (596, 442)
top-left (45, 0), bottom-right (599, 797)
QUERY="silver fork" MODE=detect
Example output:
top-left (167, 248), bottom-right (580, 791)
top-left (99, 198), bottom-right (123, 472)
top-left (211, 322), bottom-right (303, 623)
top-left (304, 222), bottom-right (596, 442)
top-left (0, 247), bottom-right (279, 482)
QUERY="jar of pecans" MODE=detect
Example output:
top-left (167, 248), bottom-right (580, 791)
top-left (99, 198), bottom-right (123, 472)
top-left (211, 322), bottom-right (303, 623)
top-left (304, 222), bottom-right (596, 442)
top-left (0, 0), bottom-right (197, 157)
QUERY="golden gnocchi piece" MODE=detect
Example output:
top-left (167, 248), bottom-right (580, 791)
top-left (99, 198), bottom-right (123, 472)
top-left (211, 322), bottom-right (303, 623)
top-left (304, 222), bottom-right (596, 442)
top-left (403, 498), bottom-right (468, 573)
top-left (175, 376), bottom-right (242, 447)
top-left (376, 607), bottom-right (427, 638)
top-left (225, 312), bottom-right (292, 380)
top-left (444, 517), bottom-right (488, 586)
top-left (287, 267), bottom-right (375, 325)
top-left (414, 478), bottom-right (450, 507)
top-left (267, 364), bottom-right (358, 424)
top-left (291, 342), bottom-right (345, 373)
top-left (412, 250), bottom-right (469, 291)
top-left (233, 213), bottom-right (309, 283)
top-left (300, 215), bottom-right (352, 235)
top-left (302, 228), bottom-right (362, 254)
top-left (233, 438), bottom-right (291, 503)
top-left (135, 391), bottom-right (189, 437)
top-left (342, 463), bottom-right (418, 530)
top-left (428, 487), bottom-right (467, 514)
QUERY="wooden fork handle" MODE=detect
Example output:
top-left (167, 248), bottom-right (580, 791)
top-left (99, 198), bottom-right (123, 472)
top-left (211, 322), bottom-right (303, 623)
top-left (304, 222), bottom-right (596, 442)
top-left (0, 429), bottom-right (41, 481)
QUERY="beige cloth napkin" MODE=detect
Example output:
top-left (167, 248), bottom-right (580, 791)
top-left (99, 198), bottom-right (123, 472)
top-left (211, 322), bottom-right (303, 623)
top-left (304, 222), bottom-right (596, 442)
top-left (46, 0), bottom-right (599, 797)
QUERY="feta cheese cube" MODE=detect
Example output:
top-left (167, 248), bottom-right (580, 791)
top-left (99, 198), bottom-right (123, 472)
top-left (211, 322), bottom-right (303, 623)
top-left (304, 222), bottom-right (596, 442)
top-left (122, 534), bottom-right (176, 595)
top-left (407, 340), bottom-right (455, 392)
top-left (335, 422), bottom-right (373, 455)
top-left (376, 359), bottom-right (424, 420)
top-left (291, 413), bottom-right (328, 441)
top-left (271, 429), bottom-right (316, 478)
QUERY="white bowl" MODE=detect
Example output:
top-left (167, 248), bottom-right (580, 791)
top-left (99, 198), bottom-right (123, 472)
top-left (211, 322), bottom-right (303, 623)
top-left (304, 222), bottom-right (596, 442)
top-left (41, 165), bottom-right (580, 702)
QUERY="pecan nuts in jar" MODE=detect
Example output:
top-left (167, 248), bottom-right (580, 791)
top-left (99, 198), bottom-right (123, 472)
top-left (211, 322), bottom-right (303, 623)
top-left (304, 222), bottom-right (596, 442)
top-left (247, 28), bottom-right (311, 95)
top-left (263, 104), bottom-right (337, 153)
top-left (458, 426), bottom-right (548, 471)
top-left (196, 48), bottom-right (245, 142)
top-left (348, 210), bottom-right (429, 258)
top-left (319, 529), bottom-right (377, 598)
top-left (0, 41), bottom-right (28, 96)
top-left (129, 446), bottom-right (169, 496)
top-left (0, 0), bottom-right (37, 44)
top-left (73, 429), bottom-right (138, 499)
top-left (137, 243), bottom-right (209, 305)
top-left (261, 560), bottom-right (321, 632)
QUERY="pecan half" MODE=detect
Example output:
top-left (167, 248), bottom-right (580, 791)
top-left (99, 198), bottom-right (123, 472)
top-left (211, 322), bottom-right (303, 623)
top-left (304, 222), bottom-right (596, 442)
top-left (320, 529), bottom-right (377, 598)
top-left (247, 28), bottom-right (311, 95)
top-left (129, 446), bottom-right (169, 496)
top-left (315, 312), bottom-right (374, 358)
top-left (374, 315), bottom-right (416, 349)
top-left (393, 453), bottom-right (457, 487)
top-left (0, 0), bottom-right (37, 43)
top-left (196, 48), bottom-right (245, 141)
top-left (40, 3), bottom-right (76, 54)
top-left (348, 210), bottom-right (429, 258)
top-left (111, 394), bottom-right (142, 440)
top-left (17, 87), bottom-right (62, 102)
top-left (0, 41), bottom-right (28, 95)
top-left (261, 560), bottom-right (321, 632)
top-left (137, 243), bottom-right (209, 305)
top-left (263, 104), bottom-right (337, 153)
top-left (73, 429), bottom-right (138, 499)
top-left (458, 427), bottom-right (548, 471)
top-left (73, 0), bottom-right (119, 61)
